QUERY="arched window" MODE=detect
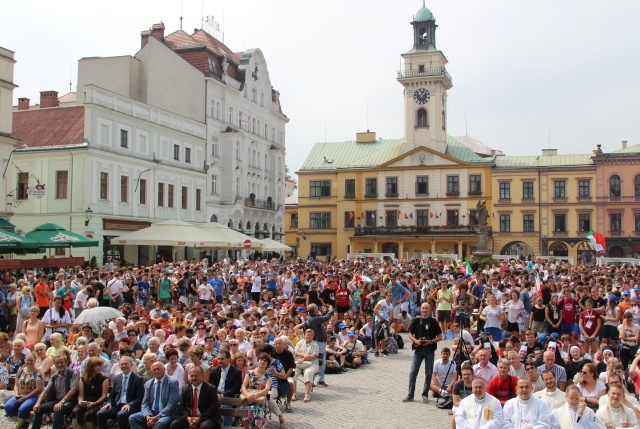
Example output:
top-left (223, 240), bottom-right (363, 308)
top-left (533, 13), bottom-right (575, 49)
top-left (228, 219), bottom-right (234, 228)
top-left (610, 174), bottom-right (621, 197)
top-left (246, 221), bottom-right (252, 230)
top-left (442, 110), bottom-right (446, 130)
top-left (416, 108), bottom-right (428, 128)
top-left (237, 221), bottom-right (242, 230)
top-left (210, 214), bottom-right (218, 223)
top-left (635, 175), bottom-right (640, 197)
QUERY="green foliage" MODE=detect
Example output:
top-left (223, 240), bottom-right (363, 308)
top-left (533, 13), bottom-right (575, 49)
top-left (475, 256), bottom-right (499, 267)
top-left (90, 255), bottom-right (98, 269)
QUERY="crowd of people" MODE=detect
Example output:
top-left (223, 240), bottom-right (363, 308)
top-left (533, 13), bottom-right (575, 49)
top-left (1, 255), bottom-right (640, 429)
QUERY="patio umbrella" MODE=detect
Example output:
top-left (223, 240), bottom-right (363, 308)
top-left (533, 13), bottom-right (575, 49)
top-left (255, 238), bottom-right (292, 252)
top-left (0, 229), bottom-right (39, 250)
top-left (25, 223), bottom-right (98, 248)
top-left (74, 307), bottom-right (124, 325)
top-left (197, 222), bottom-right (266, 249)
top-left (110, 219), bottom-right (239, 248)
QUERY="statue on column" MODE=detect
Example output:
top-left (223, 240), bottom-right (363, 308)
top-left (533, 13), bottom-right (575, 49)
top-left (474, 199), bottom-right (492, 257)
top-left (476, 200), bottom-right (488, 228)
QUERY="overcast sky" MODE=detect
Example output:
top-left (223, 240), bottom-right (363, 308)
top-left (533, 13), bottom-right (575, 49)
top-left (3, 1), bottom-right (640, 178)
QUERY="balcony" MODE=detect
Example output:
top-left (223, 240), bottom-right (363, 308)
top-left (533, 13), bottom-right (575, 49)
top-left (244, 197), bottom-right (276, 211)
top-left (397, 67), bottom-right (453, 85)
top-left (353, 225), bottom-right (479, 237)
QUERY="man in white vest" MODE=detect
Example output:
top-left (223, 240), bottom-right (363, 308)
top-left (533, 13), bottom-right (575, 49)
top-left (502, 378), bottom-right (554, 429)
top-left (533, 369), bottom-right (567, 411)
top-left (596, 385), bottom-right (638, 429)
top-left (554, 385), bottom-right (603, 429)
top-left (454, 377), bottom-right (503, 429)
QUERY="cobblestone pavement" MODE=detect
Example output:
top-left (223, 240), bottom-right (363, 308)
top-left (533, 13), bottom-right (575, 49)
top-left (1, 335), bottom-right (456, 429)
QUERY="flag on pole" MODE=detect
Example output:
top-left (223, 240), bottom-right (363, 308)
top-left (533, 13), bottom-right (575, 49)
top-left (439, 211), bottom-right (443, 218)
top-left (404, 212), bottom-right (408, 219)
top-left (586, 229), bottom-right (606, 253)
top-left (454, 210), bottom-right (458, 216)
top-left (491, 212), bottom-right (495, 218)
top-left (348, 212), bottom-right (355, 221)
top-left (430, 211), bottom-right (434, 218)
top-left (409, 212), bottom-right (413, 219)
top-left (464, 257), bottom-right (473, 275)
top-left (371, 212), bottom-right (376, 219)
top-left (361, 211), bottom-right (364, 219)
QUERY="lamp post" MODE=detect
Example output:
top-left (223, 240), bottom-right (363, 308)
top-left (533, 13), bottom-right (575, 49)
top-left (84, 206), bottom-right (93, 226)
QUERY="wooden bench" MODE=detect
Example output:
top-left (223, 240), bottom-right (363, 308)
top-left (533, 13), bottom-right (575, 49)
top-left (218, 396), bottom-right (250, 429)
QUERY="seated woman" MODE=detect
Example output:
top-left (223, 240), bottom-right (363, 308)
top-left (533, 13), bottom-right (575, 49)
top-left (72, 357), bottom-right (109, 429)
top-left (7, 339), bottom-right (27, 375)
top-left (240, 354), bottom-right (272, 429)
top-left (293, 329), bottom-right (320, 403)
top-left (4, 352), bottom-right (44, 429)
top-left (325, 336), bottom-right (346, 369)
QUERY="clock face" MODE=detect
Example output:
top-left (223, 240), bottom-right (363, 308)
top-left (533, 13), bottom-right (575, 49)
top-left (413, 88), bottom-right (430, 105)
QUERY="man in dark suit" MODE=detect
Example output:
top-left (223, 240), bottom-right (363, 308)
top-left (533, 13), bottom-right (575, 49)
top-left (97, 357), bottom-right (145, 429)
top-left (209, 350), bottom-right (242, 428)
top-left (170, 366), bottom-right (219, 429)
top-left (129, 362), bottom-right (180, 429)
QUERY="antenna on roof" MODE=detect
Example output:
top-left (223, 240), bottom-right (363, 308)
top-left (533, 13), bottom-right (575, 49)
top-left (201, 0), bottom-right (204, 29)
top-left (69, 63), bottom-right (72, 94)
top-left (222, 10), bottom-right (225, 43)
top-left (465, 97), bottom-right (468, 137)
top-left (180, 0), bottom-right (183, 30)
top-left (324, 114), bottom-right (327, 143)
top-left (366, 102), bottom-right (369, 131)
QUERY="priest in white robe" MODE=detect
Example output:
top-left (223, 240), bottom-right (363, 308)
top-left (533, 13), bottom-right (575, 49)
top-left (554, 385), bottom-right (604, 429)
top-left (454, 377), bottom-right (503, 429)
top-left (533, 369), bottom-right (567, 411)
top-left (596, 385), bottom-right (639, 429)
top-left (502, 378), bottom-right (555, 429)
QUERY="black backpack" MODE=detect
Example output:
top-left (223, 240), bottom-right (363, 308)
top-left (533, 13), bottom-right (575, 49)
top-left (394, 333), bottom-right (404, 350)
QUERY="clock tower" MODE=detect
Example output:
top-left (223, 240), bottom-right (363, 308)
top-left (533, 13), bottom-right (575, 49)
top-left (398, 2), bottom-right (452, 154)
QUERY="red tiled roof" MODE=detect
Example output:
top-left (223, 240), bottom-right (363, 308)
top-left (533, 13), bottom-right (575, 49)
top-left (164, 30), bottom-right (203, 50)
top-left (12, 106), bottom-right (85, 148)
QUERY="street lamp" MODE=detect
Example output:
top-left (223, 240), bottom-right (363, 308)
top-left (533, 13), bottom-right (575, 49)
top-left (3, 144), bottom-right (28, 178)
top-left (84, 206), bottom-right (93, 226)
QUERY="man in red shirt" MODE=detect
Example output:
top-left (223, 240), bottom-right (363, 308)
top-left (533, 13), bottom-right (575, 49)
top-left (335, 282), bottom-right (352, 318)
top-left (558, 289), bottom-right (577, 341)
top-left (579, 299), bottom-right (601, 354)
top-left (34, 275), bottom-right (52, 318)
top-left (486, 358), bottom-right (518, 405)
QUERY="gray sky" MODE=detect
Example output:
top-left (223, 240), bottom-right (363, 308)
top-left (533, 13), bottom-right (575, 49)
top-left (3, 1), bottom-right (640, 178)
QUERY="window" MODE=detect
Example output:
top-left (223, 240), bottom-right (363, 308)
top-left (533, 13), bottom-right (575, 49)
top-left (365, 178), bottom-right (377, 196)
top-left (579, 180), bottom-right (590, 198)
top-left (554, 181), bottom-right (566, 198)
top-left (139, 135), bottom-right (147, 153)
top-left (139, 179), bottom-right (147, 205)
top-left (229, 107), bottom-right (233, 123)
top-left (469, 175), bottom-right (481, 193)
top-left (290, 213), bottom-right (298, 228)
top-left (554, 213), bottom-right (566, 232)
top-left (238, 111), bottom-right (243, 128)
top-left (120, 176), bottom-right (129, 203)
top-left (416, 210), bottom-right (429, 227)
top-left (386, 177), bottom-right (398, 196)
top-left (416, 176), bottom-right (429, 195)
top-left (446, 210), bottom-right (458, 226)
top-left (523, 214), bottom-right (534, 232)
top-left (344, 179), bottom-right (355, 197)
top-left (344, 212), bottom-right (355, 228)
top-left (55, 170), bottom-right (68, 199)
top-left (523, 182), bottom-right (534, 199)
top-left (168, 185), bottom-right (175, 208)
top-left (211, 137), bottom-right (219, 157)
top-left (635, 175), bottom-right (640, 197)
top-left (185, 148), bottom-right (191, 164)
top-left (196, 189), bottom-right (202, 211)
top-left (310, 243), bottom-right (331, 257)
top-left (579, 213), bottom-right (591, 232)
top-left (365, 211), bottom-right (376, 227)
top-left (99, 172), bottom-right (108, 200)
top-left (610, 213), bottom-right (622, 232)
top-left (310, 180), bottom-right (331, 197)
top-left (418, 65), bottom-right (425, 73)
top-left (310, 213), bottom-right (331, 229)
top-left (416, 108), bottom-right (428, 127)
top-left (446, 176), bottom-right (459, 194)
top-left (17, 172), bottom-right (28, 200)
top-left (211, 175), bottom-right (219, 195)
top-left (636, 213), bottom-right (640, 232)
top-left (610, 175), bottom-right (621, 197)
top-left (385, 210), bottom-right (398, 227)
top-left (500, 214), bottom-right (510, 232)
top-left (158, 182), bottom-right (164, 207)
top-left (173, 144), bottom-right (180, 161)
top-left (120, 129), bottom-right (128, 148)
top-left (181, 186), bottom-right (188, 210)
top-left (469, 210), bottom-right (478, 226)
top-left (499, 182), bottom-right (510, 199)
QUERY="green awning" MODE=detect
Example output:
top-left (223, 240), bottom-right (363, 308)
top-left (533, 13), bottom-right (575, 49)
top-left (0, 219), bottom-right (16, 231)
top-left (25, 223), bottom-right (99, 248)
top-left (0, 229), bottom-right (39, 250)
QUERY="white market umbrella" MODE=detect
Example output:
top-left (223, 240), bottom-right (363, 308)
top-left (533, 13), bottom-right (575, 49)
top-left (74, 307), bottom-right (124, 325)
top-left (197, 222), bottom-right (266, 250)
top-left (110, 219), bottom-right (237, 248)
top-left (255, 238), bottom-right (291, 253)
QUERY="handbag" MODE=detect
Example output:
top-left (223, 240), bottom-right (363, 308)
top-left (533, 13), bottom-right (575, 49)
top-left (240, 388), bottom-right (266, 406)
top-left (296, 361), bottom-right (311, 370)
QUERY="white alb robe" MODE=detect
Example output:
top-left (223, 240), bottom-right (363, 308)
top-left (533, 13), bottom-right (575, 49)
top-left (533, 388), bottom-right (567, 410)
top-left (454, 393), bottom-right (503, 429)
top-left (596, 403), bottom-right (639, 429)
top-left (554, 403), bottom-right (604, 429)
top-left (502, 396), bottom-right (554, 429)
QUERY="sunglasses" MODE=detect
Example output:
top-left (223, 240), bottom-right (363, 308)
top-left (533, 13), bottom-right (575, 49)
top-left (580, 371), bottom-right (590, 375)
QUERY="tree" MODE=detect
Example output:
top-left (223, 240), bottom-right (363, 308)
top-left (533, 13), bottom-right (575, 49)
top-left (285, 164), bottom-right (297, 189)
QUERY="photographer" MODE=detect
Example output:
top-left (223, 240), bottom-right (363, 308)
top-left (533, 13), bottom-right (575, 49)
top-left (304, 303), bottom-right (333, 387)
top-left (402, 303), bottom-right (442, 403)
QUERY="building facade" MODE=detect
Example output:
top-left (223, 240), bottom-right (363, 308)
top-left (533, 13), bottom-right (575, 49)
top-left (0, 46), bottom-right (20, 218)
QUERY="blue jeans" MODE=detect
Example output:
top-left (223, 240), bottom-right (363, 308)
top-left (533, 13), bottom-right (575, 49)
top-left (129, 412), bottom-right (173, 429)
top-left (407, 347), bottom-right (435, 399)
top-left (5, 396), bottom-right (37, 419)
top-left (316, 341), bottom-right (327, 383)
top-left (32, 400), bottom-right (75, 429)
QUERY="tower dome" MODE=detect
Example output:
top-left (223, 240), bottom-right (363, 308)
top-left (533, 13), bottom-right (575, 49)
top-left (414, 2), bottom-right (435, 22)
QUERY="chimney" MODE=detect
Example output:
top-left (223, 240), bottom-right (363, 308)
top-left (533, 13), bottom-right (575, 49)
top-left (39, 91), bottom-right (59, 108)
top-left (17, 97), bottom-right (30, 111)
top-left (356, 131), bottom-right (376, 143)
top-left (151, 23), bottom-right (165, 41)
top-left (140, 30), bottom-right (152, 48)
top-left (541, 148), bottom-right (557, 157)
top-left (622, 140), bottom-right (628, 150)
